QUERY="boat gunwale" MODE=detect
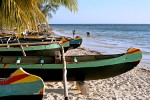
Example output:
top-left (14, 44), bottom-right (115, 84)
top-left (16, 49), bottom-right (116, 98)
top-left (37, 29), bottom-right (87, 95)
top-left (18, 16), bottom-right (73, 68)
top-left (0, 50), bottom-right (142, 69)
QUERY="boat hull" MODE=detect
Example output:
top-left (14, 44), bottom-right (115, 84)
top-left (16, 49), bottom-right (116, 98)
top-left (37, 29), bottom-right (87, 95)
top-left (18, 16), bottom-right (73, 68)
top-left (0, 68), bottom-right (45, 99)
top-left (0, 61), bottom-right (140, 81)
top-left (0, 95), bottom-right (43, 100)
top-left (69, 36), bottom-right (82, 49)
top-left (0, 41), bottom-right (69, 56)
top-left (0, 47), bottom-right (142, 81)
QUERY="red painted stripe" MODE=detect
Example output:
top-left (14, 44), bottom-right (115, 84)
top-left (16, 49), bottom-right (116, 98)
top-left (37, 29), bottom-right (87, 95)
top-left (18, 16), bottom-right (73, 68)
top-left (3, 64), bottom-right (7, 68)
top-left (75, 36), bottom-right (82, 39)
top-left (62, 41), bottom-right (68, 44)
top-left (60, 40), bottom-right (68, 44)
top-left (127, 49), bottom-right (140, 54)
top-left (39, 88), bottom-right (44, 94)
top-left (135, 59), bottom-right (141, 62)
top-left (0, 74), bottom-right (29, 85)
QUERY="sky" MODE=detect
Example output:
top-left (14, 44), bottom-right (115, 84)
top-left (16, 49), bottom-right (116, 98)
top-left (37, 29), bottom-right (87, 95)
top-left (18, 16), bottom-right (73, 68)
top-left (48, 0), bottom-right (150, 24)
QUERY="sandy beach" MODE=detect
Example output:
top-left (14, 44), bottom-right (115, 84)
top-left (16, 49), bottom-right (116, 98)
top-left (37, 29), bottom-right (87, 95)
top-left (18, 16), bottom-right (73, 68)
top-left (43, 47), bottom-right (150, 100)
top-left (1, 1), bottom-right (150, 100)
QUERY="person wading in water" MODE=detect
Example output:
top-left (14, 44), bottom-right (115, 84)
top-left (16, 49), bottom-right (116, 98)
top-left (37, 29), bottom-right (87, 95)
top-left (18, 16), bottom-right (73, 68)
top-left (73, 30), bottom-right (75, 38)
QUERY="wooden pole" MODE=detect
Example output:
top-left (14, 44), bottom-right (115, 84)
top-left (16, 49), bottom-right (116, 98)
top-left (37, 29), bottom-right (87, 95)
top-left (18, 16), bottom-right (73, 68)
top-left (59, 43), bottom-right (68, 100)
top-left (16, 38), bottom-right (26, 56)
top-left (6, 37), bottom-right (11, 44)
top-left (51, 35), bottom-right (54, 42)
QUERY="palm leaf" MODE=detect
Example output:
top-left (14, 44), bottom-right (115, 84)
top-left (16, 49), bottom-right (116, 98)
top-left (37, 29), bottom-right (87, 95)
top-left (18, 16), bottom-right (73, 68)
top-left (0, 0), bottom-right (48, 37)
top-left (0, 0), bottom-right (78, 37)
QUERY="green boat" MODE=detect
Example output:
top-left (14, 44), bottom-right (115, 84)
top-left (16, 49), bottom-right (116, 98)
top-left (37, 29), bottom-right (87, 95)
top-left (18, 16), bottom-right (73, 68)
top-left (18, 36), bottom-right (83, 51)
top-left (67, 36), bottom-right (82, 49)
top-left (0, 40), bottom-right (69, 56)
top-left (0, 67), bottom-right (44, 100)
top-left (0, 47), bottom-right (142, 81)
top-left (0, 36), bottom-right (82, 56)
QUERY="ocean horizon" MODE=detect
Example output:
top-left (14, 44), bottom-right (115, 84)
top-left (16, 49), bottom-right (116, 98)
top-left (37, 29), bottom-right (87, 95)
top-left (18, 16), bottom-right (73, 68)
top-left (50, 24), bottom-right (150, 68)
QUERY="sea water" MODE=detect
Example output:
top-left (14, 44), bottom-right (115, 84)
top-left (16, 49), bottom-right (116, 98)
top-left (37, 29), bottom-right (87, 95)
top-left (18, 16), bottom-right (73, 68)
top-left (50, 24), bottom-right (150, 68)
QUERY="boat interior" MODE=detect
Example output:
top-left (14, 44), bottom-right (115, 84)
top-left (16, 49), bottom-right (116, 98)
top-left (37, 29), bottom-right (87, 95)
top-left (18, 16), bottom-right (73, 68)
top-left (0, 53), bottom-right (124, 64)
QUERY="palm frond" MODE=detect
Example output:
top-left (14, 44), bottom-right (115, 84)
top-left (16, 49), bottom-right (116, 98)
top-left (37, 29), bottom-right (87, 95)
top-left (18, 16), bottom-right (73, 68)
top-left (0, 0), bottom-right (48, 36)
top-left (0, 0), bottom-right (78, 36)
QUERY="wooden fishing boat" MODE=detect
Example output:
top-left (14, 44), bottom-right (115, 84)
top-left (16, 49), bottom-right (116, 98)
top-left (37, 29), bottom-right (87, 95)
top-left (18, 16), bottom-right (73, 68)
top-left (67, 36), bottom-right (82, 49)
top-left (0, 36), bottom-right (82, 56)
top-left (18, 36), bottom-right (82, 50)
top-left (0, 35), bottom-right (82, 49)
top-left (0, 67), bottom-right (44, 100)
top-left (0, 39), bottom-right (69, 56)
top-left (0, 47), bottom-right (142, 81)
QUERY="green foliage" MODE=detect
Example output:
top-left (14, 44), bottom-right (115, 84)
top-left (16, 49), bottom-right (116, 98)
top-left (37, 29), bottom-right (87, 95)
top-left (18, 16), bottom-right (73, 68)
top-left (0, 0), bottom-right (78, 36)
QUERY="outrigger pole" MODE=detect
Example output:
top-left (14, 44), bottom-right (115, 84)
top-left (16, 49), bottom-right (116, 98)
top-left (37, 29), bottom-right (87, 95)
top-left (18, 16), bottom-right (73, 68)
top-left (16, 38), bottom-right (26, 57)
top-left (59, 43), bottom-right (68, 100)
